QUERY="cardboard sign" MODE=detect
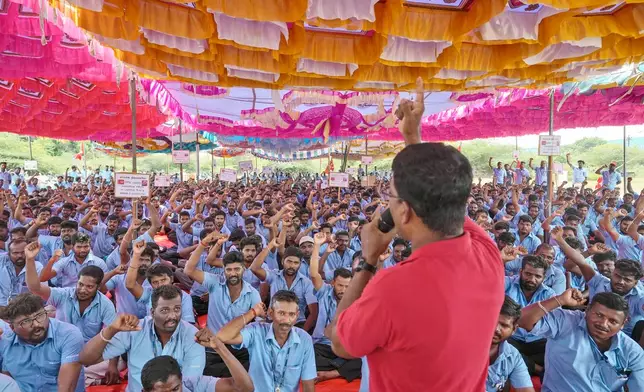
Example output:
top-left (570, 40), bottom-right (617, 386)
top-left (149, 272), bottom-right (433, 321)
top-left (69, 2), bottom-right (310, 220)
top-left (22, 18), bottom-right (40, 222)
top-left (24, 160), bottom-right (38, 170)
top-left (172, 150), bottom-right (190, 164)
top-left (115, 172), bottom-right (150, 198)
top-left (329, 172), bottom-right (349, 188)
top-left (239, 160), bottom-right (253, 171)
top-left (154, 175), bottom-right (171, 187)
top-left (220, 168), bottom-right (237, 183)
top-left (538, 135), bottom-right (561, 156)
top-left (361, 156), bottom-right (373, 165)
top-left (361, 175), bottom-right (376, 187)
top-left (346, 168), bottom-right (357, 175)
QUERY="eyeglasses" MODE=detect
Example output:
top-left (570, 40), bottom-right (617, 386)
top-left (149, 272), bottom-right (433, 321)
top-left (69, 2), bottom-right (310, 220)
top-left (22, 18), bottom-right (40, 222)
top-left (14, 311), bottom-right (47, 329)
top-left (380, 187), bottom-right (403, 201)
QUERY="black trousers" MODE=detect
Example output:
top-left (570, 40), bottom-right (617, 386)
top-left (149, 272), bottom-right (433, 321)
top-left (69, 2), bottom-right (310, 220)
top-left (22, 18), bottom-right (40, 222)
top-left (632, 320), bottom-right (644, 346)
top-left (203, 346), bottom-right (249, 378)
top-left (508, 338), bottom-right (546, 376)
top-left (314, 343), bottom-right (362, 382)
top-left (191, 295), bottom-right (209, 316)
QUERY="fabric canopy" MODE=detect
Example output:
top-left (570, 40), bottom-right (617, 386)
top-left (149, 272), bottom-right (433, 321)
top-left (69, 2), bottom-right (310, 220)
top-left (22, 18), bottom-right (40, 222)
top-left (39, 0), bottom-right (644, 91)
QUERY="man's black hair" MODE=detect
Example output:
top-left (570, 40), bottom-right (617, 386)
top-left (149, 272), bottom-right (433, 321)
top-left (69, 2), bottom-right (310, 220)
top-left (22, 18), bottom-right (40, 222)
top-left (615, 259), bottom-right (644, 280)
top-left (0, 293), bottom-right (44, 322)
top-left (146, 264), bottom-right (173, 281)
top-left (589, 292), bottom-right (629, 316)
top-left (564, 236), bottom-right (583, 251)
top-left (78, 265), bottom-right (105, 286)
top-left (141, 356), bottom-right (182, 391)
top-left (497, 232), bottom-right (516, 245)
top-left (521, 255), bottom-right (549, 271)
top-left (270, 290), bottom-right (299, 308)
top-left (284, 246), bottom-right (302, 260)
top-left (500, 296), bottom-right (522, 323)
top-left (47, 216), bottom-right (63, 226)
top-left (593, 250), bottom-right (617, 264)
top-left (518, 215), bottom-right (533, 225)
top-left (223, 251), bottom-right (244, 266)
top-left (392, 143), bottom-right (472, 236)
top-left (151, 285), bottom-right (181, 310)
top-left (244, 218), bottom-right (256, 226)
top-left (239, 237), bottom-right (257, 251)
top-left (333, 268), bottom-right (353, 280)
top-left (61, 220), bottom-right (78, 230)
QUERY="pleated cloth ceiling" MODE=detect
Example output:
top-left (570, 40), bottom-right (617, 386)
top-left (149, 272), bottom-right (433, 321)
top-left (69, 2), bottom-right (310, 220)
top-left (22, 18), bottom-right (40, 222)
top-left (41, 0), bottom-right (644, 90)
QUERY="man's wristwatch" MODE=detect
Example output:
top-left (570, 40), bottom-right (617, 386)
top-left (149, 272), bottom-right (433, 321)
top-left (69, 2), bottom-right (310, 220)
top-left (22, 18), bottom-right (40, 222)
top-left (358, 258), bottom-right (377, 274)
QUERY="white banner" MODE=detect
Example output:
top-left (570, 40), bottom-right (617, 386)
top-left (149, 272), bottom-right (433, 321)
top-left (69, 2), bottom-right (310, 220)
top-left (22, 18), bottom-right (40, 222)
top-left (172, 150), bottom-right (190, 164)
top-left (361, 156), bottom-right (373, 165)
top-left (24, 160), bottom-right (38, 170)
top-left (220, 168), bottom-right (237, 183)
top-left (115, 173), bottom-right (150, 198)
top-left (538, 135), bottom-right (562, 156)
top-left (154, 175), bottom-right (171, 187)
top-left (239, 160), bottom-right (253, 171)
top-left (329, 172), bottom-right (349, 188)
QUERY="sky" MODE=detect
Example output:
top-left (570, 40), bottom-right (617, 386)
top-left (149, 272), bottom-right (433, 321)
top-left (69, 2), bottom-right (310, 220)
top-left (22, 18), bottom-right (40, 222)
top-left (490, 124), bottom-right (644, 148)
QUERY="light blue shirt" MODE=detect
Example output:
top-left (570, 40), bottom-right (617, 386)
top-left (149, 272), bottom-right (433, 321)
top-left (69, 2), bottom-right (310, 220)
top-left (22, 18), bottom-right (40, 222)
top-left (243, 265), bottom-right (266, 290)
top-left (531, 308), bottom-right (644, 392)
top-left (52, 254), bottom-right (107, 288)
top-left (91, 225), bottom-right (117, 259)
top-left (102, 317), bottom-right (205, 392)
top-left (0, 255), bottom-right (42, 306)
top-left (182, 376), bottom-right (219, 392)
top-left (203, 272), bottom-right (261, 332)
top-left (0, 171), bottom-right (11, 189)
top-left (360, 357), bottom-right (369, 392)
top-left (235, 322), bottom-right (316, 392)
top-left (312, 283), bottom-right (337, 346)
top-left (0, 318), bottom-right (84, 392)
top-left (48, 287), bottom-right (116, 343)
top-left (265, 270), bottom-right (318, 323)
top-left (514, 168), bottom-right (531, 184)
top-left (505, 276), bottom-right (556, 342)
top-left (105, 274), bottom-right (150, 318)
top-left (137, 288), bottom-right (195, 323)
top-left (601, 169), bottom-right (622, 190)
top-left (614, 234), bottom-right (642, 261)
top-left (169, 222), bottom-right (199, 251)
top-left (534, 166), bottom-right (547, 186)
top-left (0, 374), bottom-right (19, 392)
top-left (487, 341), bottom-right (532, 392)
top-left (587, 274), bottom-right (644, 336)
top-left (224, 212), bottom-right (243, 232)
top-left (323, 248), bottom-right (355, 281)
top-left (190, 253), bottom-right (222, 297)
top-left (37, 235), bottom-right (64, 264)
top-left (105, 247), bottom-right (122, 271)
top-left (492, 168), bottom-right (506, 185)
top-left (513, 232), bottom-right (542, 254)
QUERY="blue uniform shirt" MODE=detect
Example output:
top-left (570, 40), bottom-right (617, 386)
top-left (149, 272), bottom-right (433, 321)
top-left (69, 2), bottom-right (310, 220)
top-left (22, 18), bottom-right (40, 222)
top-left (235, 322), bottom-right (316, 392)
top-left (91, 226), bottom-right (117, 259)
top-left (587, 274), bottom-right (644, 336)
top-left (531, 308), bottom-right (644, 392)
top-left (512, 231), bottom-right (542, 254)
top-left (48, 287), bottom-right (116, 343)
top-left (0, 256), bottom-right (42, 306)
top-left (0, 374), bottom-right (19, 392)
top-left (487, 341), bottom-right (533, 392)
top-left (105, 275), bottom-right (150, 318)
top-left (203, 272), bottom-right (261, 332)
top-left (190, 252), bottom-right (223, 296)
top-left (265, 270), bottom-right (318, 323)
top-left (505, 276), bottom-right (556, 342)
top-left (312, 283), bottom-right (337, 346)
top-left (601, 170), bottom-right (622, 190)
top-left (182, 376), bottom-right (219, 392)
top-left (0, 318), bottom-right (84, 392)
top-left (102, 317), bottom-right (205, 392)
top-left (323, 248), bottom-right (355, 281)
top-left (53, 254), bottom-right (107, 288)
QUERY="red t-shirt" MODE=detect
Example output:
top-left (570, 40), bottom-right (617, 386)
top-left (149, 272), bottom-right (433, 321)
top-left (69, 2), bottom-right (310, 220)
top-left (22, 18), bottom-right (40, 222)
top-left (337, 218), bottom-right (504, 392)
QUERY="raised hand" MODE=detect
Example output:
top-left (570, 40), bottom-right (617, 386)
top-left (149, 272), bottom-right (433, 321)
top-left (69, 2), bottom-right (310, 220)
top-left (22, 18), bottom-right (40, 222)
top-left (251, 302), bottom-right (266, 319)
top-left (109, 314), bottom-right (141, 332)
top-left (112, 264), bottom-right (128, 275)
top-left (24, 241), bottom-right (41, 260)
top-left (557, 288), bottom-right (585, 307)
top-left (313, 232), bottom-right (326, 246)
top-left (550, 226), bottom-right (563, 242)
top-left (132, 240), bottom-right (146, 255)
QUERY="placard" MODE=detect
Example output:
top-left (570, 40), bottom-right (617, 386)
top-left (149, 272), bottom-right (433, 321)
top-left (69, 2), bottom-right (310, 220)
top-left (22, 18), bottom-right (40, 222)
top-left (361, 156), bottom-right (373, 165)
top-left (115, 172), bottom-right (150, 198)
top-left (346, 167), bottom-right (357, 175)
top-left (154, 175), bottom-right (171, 187)
top-left (361, 175), bottom-right (377, 187)
top-left (24, 160), bottom-right (38, 170)
top-left (262, 166), bottom-right (273, 174)
top-left (538, 135), bottom-right (561, 156)
top-left (321, 179), bottom-right (329, 189)
top-left (220, 168), bottom-right (237, 183)
top-left (329, 172), bottom-right (349, 188)
top-left (239, 160), bottom-right (253, 171)
top-left (172, 150), bottom-right (190, 164)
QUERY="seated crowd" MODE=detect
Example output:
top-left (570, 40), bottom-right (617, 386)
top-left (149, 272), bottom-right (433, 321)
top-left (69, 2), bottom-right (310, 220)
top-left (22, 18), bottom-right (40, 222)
top-left (0, 151), bottom-right (641, 392)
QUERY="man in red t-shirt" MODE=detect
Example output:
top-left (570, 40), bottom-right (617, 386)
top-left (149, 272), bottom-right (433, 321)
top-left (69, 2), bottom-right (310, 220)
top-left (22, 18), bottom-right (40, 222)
top-left (326, 77), bottom-right (505, 392)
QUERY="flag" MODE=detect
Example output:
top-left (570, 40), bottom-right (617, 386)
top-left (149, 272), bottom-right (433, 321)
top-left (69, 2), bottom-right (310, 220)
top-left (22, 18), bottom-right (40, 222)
top-left (74, 142), bottom-right (85, 160)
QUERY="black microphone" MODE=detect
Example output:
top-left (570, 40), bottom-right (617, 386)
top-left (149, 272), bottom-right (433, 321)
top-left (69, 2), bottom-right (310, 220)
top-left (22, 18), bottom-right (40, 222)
top-left (377, 208), bottom-right (395, 233)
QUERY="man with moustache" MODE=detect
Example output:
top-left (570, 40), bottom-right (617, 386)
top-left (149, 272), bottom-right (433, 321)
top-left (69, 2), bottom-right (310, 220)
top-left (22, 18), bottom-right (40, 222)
top-left (250, 239), bottom-right (319, 332)
top-left (24, 241), bottom-right (121, 386)
top-left (0, 293), bottom-right (85, 392)
top-left (184, 231), bottom-right (261, 377)
top-left (27, 219), bottom-right (78, 264)
top-left (519, 290), bottom-right (644, 391)
top-left (40, 233), bottom-right (107, 288)
top-left (79, 285), bottom-right (205, 392)
top-left (309, 232), bottom-right (360, 383)
top-left (0, 239), bottom-right (42, 305)
top-left (486, 296), bottom-right (534, 392)
top-left (504, 255), bottom-right (556, 376)
top-left (216, 290), bottom-right (316, 392)
top-left (298, 236), bottom-right (315, 279)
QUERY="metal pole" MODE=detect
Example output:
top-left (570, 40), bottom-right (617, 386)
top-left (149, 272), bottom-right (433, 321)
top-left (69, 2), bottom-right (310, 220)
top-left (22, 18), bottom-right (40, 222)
top-left (546, 89), bottom-right (555, 218)
top-left (129, 77), bottom-right (137, 173)
top-left (211, 151), bottom-right (214, 179)
top-left (178, 120), bottom-right (184, 182)
top-left (196, 141), bottom-right (200, 181)
top-left (365, 136), bottom-right (368, 186)
top-left (83, 142), bottom-right (87, 179)
top-left (624, 125), bottom-right (627, 196)
top-left (28, 136), bottom-right (33, 160)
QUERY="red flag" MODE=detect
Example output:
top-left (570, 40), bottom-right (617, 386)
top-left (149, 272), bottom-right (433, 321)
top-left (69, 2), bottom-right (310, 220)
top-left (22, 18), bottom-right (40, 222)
top-left (74, 142), bottom-right (85, 160)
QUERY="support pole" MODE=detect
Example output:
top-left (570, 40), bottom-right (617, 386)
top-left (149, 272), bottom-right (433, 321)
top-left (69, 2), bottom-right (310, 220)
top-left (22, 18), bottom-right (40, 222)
top-left (129, 77), bottom-right (137, 173)
top-left (546, 89), bottom-right (555, 218)
top-left (179, 119), bottom-right (184, 182)
top-left (211, 152), bottom-right (215, 179)
top-left (365, 136), bottom-right (369, 186)
top-left (83, 142), bottom-right (87, 180)
top-left (28, 136), bottom-right (33, 160)
top-left (624, 125), bottom-right (627, 196)
top-left (196, 141), bottom-right (200, 181)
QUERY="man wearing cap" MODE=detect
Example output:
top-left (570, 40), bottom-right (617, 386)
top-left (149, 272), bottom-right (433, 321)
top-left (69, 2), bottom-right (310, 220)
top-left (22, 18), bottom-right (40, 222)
top-left (566, 153), bottom-right (588, 187)
top-left (595, 161), bottom-right (622, 191)
top-left (299, 236), bottom-right (314, 279)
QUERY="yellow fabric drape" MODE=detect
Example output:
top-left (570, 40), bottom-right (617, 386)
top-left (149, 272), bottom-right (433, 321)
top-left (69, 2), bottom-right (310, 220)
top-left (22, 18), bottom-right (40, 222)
top-left (125, 0), bottom-right (215, 39)
top-left (201, 0), bottom-right (308, 22)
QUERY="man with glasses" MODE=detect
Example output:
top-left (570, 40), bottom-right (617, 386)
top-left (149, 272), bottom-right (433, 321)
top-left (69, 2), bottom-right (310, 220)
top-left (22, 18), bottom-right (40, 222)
top-left (0, 292), bottom-right (84, 391)
top-left (79, 285), bottom-right (205, 392)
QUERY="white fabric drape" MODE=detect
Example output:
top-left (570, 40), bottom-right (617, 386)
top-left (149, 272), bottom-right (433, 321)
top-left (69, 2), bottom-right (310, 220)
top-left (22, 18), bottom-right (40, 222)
top-left (306, 0), bottom-right (379, 22)
top-left (142, 29), bottom-right (208, 54)
top-left (212, 12), bottom-right (288, 50)
top-left (523, 37), bottom-right (602, 66)
top-left (380, 36), bottom-right (451, 63)
top-left (296, 58), bottom-right (358, 77)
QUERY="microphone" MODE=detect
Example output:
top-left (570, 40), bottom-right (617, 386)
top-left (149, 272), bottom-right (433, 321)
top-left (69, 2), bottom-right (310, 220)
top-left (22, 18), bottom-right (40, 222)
top-left (377, 208), bottom-right (395, 233)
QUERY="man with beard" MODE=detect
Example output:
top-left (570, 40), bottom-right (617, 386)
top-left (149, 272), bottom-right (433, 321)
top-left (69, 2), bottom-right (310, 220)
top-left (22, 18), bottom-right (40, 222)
top-left (319, 231), bottom-right (355, 281)
top-left (383, 238), bottom-right (408, 269)
top-left (40, 233), bottom-right (107, 288)
top-left (184, 231), bottom-right (261, 377)
top-left (504, 255), bottom-right (555, 376)
top-left (513, 215), bottom-right (541, 254)
top-left (27, 219), bottom-right (77, 264)
top-left (80, 211), bottom-right (119, 259)
top-left (216, 290), bottom-right (316, 392)
top-left (519, 290), bottom-right (644, 391)
top-left (251, 239), bottom-right (319, 332)
top-left (486, 296), bottom-right (534, 392)
top-left (506, 243), bottom-right (565, 295)
top-left (213, 210), bottom-right (231, 235)
top-left (125, 240), bottom-right (195, 323)
top-left (0, 240), bottom-right (42, 305)
top-left (601, 209), bottom-right (642, 260)
top-left (298, 236), bottom-right (314, 279)
top-left (552, 226), bottom-right (644, 341)
top-left (309, 232), bottom-right (360, 383)
top-left (24, 241), bottom-right (121, 387)
top-left (0, 293), bottom-right (85, 391)
top-left (593, 250), bottom-right (617, 278)
top-left (224, 201), bottom-right (244, 232)
top-left (79, 285), bottom-right (205, 392)
top-left (238, 236), bottom-right (265, 290)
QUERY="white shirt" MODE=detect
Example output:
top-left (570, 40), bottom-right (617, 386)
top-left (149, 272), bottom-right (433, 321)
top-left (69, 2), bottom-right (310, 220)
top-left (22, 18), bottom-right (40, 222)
top-left (572, 167), bottom-right (588, 183)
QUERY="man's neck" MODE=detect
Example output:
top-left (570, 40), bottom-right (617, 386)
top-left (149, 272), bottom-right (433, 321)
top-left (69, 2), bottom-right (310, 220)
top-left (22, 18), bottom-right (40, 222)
top-left (272, 325), bottom-right (291, 348)
top-left (227, 282), bottom-right (242, 297)
top-left (74, 255), bottom-right (87, 264)
top-left (489, 343), bottom-right (500, 363)
top-left (522, 288), bottom-right (537, 302)
top-left (154, 325), bottom-right (173, 347)
top-left (592, 335), bottom-right (612, 352)
top-left (13, 264), bottom-right (24, 275)
top-left (284, 273), bottom-right (296, 286)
